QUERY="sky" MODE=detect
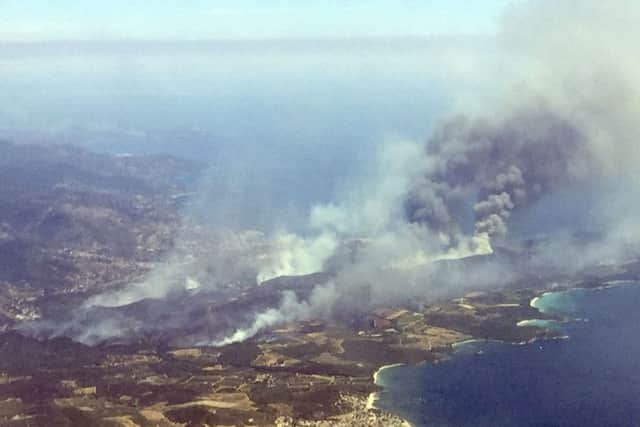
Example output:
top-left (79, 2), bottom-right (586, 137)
top-left (0, 0), bottom-right (515, 41)
top-left (0, 0), bottom-right (518, 231)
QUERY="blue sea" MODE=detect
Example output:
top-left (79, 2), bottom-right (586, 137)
top-left (376, 283), bottom-right (640, 427)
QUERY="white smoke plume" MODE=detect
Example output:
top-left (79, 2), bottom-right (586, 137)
top-left (211, 282), bottom-right (338, 346)
top-left (256, 232), bottom-right (338, 284)
top-left (22, 0), bottom-right (640, 347)
top-left (223, 0), bottom-right (640, 345)
top-left (214, 140), bottom-right (497, 345)
top-left (255, 138), bottom-right (488, 283)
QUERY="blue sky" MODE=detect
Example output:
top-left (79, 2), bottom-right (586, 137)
top-left (0, 0), bottom-right (516, 41)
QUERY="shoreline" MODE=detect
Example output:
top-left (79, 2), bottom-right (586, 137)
top-left (527, 280), bottom-right (637, 316)
top-left (367, 282), bottom-right (637, 424)
top-left (365, 280), bottom-right (639, 427)
top-left (367, 363), bottom-right (412, 425)
top-left (364, 287), bottom-right (564, 424)
top-left (373, 362), bottom-right (406, 385)
top-left (529, 295), bottom-right (541, 308)
top-left (535, 280), bottom-right (637, 304)
top-left (451, 338), bottom-right (484, 349)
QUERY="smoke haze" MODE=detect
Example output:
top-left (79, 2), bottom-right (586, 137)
top-left (215, 0), bottom-right (640, 344)
top-left (15, 0), bottom-right (640, 345)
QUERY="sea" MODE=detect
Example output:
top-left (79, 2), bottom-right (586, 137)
top-left (375, 282), bottom-right (640, 427)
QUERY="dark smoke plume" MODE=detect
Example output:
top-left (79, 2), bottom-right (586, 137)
top-left (19, 0), bottom-right (640, 346)
top-left (405, 108), bottom-right (592, 239)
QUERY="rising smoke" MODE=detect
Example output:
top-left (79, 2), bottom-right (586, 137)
top-left (405, 109), bottom-right (591, 240)
top-left (21, 0), bottom-right (640, 346)
top-left (221, 0), bottom-right (640, 344)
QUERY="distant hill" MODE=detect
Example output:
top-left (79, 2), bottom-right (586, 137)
top-left (0, 141), bottom-right (203, 291)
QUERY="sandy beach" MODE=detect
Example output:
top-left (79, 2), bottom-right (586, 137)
top-left (373, 363), bottom-right (406, 384)
top-left (451, 338), bottom-right (484, 349)
top-left (530, 296), bottom-right (541, 308)
top-left (366, 363), bottom-right (408, 412)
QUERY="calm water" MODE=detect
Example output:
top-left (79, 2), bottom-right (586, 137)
top-left (376, 283), bottom-right (640, 427)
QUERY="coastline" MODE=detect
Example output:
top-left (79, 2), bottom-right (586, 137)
top-left (529, 295), bottom-right (541, 308)
top-left (324, 280), bottom-right (638, 425)
top-left (518, 282), bottom-right (640, 344)
top-left (364, 287), bottom-right (563, 425)
top-left (373, 363), bottom-right (406, 385)
top-left (451, 338), bottom-right (484, 349)
top-left (367, 363), bottom-right (406, 410)
top-left (4, 281), bottom-right (635, 426)
top-left (364, 280), bottom-right (640, 427)
top-left (526, 280), bottom-right (638, 318)
top-left (516, 318), bottom-right (560, 328)
top-left (367, 363), bottom-right (413, 426)
top-left (366, 283), bottom-right (634, 425)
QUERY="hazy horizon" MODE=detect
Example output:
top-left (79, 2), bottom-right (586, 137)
top-left (0, 33), bottom-right (508, 230)
top-left (6, 0), bottom-right (640, 349)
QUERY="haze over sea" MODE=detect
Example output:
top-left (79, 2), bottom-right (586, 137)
top-left (376, 283), bottom-right (640, 427)
top-left (1, 39), bottom-right (496, 230)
